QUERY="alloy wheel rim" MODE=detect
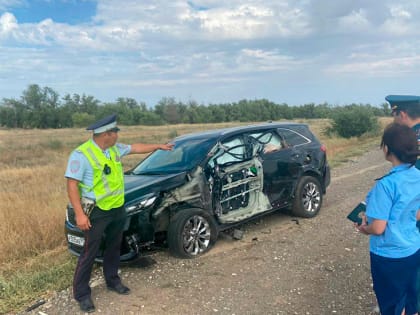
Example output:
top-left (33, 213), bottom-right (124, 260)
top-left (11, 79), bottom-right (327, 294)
top-left (182, 215), bottom-right (211, 255)
top-left (302, 182), bottom-right (321, 212)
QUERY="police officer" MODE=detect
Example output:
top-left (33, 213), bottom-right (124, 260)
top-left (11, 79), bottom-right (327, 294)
top-left (65, 114), bottom-right (173, 313)
top-left (386, 95), bottom-right (420, 313)
top-left (386, 95), bottom-right (420, 169)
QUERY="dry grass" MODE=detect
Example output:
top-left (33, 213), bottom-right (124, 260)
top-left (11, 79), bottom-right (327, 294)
top-left (0, 118), bottom-right (392, 313)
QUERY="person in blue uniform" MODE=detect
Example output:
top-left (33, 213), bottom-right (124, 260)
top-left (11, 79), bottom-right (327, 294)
top-left (355, 123), bottom-right (420, 315)
top-left (386, 95), bottom-right (420, 313)
top-left (65, 114), bottom-right (173, 313)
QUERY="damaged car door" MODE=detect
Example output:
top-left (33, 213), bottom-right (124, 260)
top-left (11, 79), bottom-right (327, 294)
top-left (208, 135), bottom-right (272, 224)
top-left (257, 130), bottom-right (302, 210)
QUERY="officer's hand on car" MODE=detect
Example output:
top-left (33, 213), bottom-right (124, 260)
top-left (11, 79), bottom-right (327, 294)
top-left (160, 143), bottom-right (174, 151)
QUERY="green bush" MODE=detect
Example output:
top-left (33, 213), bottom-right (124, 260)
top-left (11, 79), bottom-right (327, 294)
top-left (168, 130), bottom-right (178, 138)
top-left (326, 105), bottom-right (380, 138)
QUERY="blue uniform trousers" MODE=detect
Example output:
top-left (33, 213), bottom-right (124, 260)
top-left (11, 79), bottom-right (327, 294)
top-left (370, 249), bottom-right (420, 315)
top-left (418, 222), bottom-right (420, 312)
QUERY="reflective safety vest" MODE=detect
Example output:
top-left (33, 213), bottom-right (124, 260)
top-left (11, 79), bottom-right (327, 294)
top-left (77, 139), bottom-right (125, 210)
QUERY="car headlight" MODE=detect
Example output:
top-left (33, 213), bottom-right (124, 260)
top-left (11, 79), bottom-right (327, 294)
top-left (66, 203), bottom-right (76, 226)
top-left (125, 194), bottom-right (157, 213)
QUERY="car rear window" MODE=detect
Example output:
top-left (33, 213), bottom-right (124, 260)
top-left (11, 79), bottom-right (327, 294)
top-left (277, 128), bottom-right (310, 147)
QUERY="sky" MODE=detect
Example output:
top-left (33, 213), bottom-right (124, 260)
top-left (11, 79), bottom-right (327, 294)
top-left (1, 0), bottom-right (420, 107)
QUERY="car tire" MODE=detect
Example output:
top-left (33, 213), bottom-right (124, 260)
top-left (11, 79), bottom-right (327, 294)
top-left (291, 176), bottom-right (322, 218)
top-left (168, 208), bottom-right (218, 259)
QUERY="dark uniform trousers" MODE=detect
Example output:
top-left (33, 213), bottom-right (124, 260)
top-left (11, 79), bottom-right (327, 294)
top-left (73, 205), bottom-right (126, 301)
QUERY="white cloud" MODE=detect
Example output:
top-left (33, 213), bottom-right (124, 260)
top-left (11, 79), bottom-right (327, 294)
top-left (91, 1), bottom-right (312, 42)
top-left (337, 9), bottom-right (370, 32)
top-left (389, 5), bottom-right (411, 19)
top-left (0, 12), bottom-right (18, 35)
top-left (0, 0), bottom-right (23, 11)
top-left (380, 4), bottom-right (415, 36)
top-left (237, 48), bottom-right (305, 72)
top-left (181, 2), bottom-right (310, 39)
top-left (326, 54), bottom-right (420, 76)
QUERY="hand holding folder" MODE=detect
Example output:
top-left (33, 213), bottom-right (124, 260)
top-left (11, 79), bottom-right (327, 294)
top-left (346, 202), bottom-right (366, 225)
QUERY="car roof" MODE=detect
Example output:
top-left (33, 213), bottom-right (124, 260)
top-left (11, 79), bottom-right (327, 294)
top-left (173, 121), bottom-right (308, 142)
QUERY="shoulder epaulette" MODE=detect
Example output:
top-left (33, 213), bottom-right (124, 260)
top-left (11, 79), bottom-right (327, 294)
top-left (375, 173), bottom-right (392, 181)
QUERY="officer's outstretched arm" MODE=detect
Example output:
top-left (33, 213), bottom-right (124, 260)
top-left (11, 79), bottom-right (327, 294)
top-left (129, 143), bottom-right (174, 154)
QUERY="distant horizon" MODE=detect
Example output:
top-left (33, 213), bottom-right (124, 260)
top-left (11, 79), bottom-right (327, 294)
top-left (1, 1), bottom-right (419, 107)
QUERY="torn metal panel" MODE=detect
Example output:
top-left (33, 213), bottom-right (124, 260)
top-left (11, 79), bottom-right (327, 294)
top-left (213, 156), bottom-right (272, 224)
top-left (153, 166), bottom-right (211, 219)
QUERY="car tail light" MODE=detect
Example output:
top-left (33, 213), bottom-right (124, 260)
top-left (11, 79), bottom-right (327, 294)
top-left (320, 144), bottom-right (327, 152)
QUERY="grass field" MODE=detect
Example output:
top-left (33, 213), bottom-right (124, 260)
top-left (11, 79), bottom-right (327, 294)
top-left (0, 118), bottom-right (391, 313)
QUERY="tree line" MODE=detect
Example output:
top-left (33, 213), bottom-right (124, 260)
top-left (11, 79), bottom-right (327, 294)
top-left (0, 84), bottom-right (391, 129)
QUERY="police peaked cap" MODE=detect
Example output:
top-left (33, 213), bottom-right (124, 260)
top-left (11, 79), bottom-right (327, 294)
top-left (86, 113), bottom-right (120, 134)
top-left (385, 95), bottom-right (420, 112)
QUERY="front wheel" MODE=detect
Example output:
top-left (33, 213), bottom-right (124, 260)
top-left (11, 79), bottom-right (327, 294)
top-left (168, 208), bottom-right (218, 259)
top-left (291, 176), bottom-right (322, 218)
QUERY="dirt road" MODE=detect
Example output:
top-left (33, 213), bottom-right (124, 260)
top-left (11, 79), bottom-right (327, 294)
top-left (24, 147), bottom-right (390, 315)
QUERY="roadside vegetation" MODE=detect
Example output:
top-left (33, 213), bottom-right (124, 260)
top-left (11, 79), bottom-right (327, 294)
top-left (0, 84), bottom-right (390, 130)
top-left (0, 112), bottom-right (392, 313)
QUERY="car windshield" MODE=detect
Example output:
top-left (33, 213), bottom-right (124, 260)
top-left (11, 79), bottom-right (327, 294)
top-left (131, 137), bottom-right (216, 175)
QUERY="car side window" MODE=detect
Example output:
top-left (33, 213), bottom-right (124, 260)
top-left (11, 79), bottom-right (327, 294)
top-left (218, 138), bottom-right (245, 164)
top-left (250, 131), bottom-right (283, 153)
top-left (277, 128), bottom-right (310, 147)
top-left (208, 137), bottom-right (245, 167)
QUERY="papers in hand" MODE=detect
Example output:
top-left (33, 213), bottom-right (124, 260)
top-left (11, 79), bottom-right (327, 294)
top-left (346, 201), bottom-right (366, 225)
top-left (81, 197), bottom-right (95, 217)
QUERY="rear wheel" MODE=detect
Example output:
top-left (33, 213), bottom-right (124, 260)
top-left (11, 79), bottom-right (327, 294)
top-left (292, 176), bottom-right (322, 218)
top-left (168, 208), bottom-right (218, 258)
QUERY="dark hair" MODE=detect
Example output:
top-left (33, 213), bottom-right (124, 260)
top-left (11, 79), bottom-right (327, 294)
top-left (404, 106), bottom-right (420, 119)
top-left (380, 123), bottom-right (420, 165)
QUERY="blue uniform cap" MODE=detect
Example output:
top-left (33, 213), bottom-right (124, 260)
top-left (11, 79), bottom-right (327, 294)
top-left (385, 95), bottom-right (420, 112)
top-left (86, 114), bottom-right (120, 134)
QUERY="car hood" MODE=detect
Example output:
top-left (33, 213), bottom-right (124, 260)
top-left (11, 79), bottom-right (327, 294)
top-left (124, 172), bottom-right (188, 203)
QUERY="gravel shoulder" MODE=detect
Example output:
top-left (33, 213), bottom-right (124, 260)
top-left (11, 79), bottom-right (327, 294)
top-left (23, 147), bottom-right (390, 315)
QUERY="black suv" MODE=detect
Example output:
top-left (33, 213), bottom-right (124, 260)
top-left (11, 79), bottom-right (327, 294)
top-left (65, 122), bottom-right (330, 260)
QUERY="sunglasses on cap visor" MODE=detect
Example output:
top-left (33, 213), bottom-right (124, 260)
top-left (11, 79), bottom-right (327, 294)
top-left (391, 110), bottom-right (399, 116)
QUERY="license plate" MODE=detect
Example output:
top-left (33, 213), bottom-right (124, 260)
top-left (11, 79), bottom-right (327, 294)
top-left (67, 234), bottom-right (85, 247)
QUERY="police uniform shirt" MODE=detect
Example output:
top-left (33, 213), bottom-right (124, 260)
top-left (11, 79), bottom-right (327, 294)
top-left (364, 164), bottom-right (420, 259)
top-left (64, 142), bottom-right (131, 200)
